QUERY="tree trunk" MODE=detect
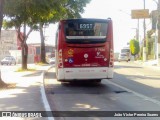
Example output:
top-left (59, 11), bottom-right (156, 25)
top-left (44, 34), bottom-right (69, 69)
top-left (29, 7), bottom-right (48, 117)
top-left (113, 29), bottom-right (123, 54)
top-left (21, 23), bottom-right (28, 70)
top-left (0, 70), bottom-right (7, 88)
top-left (21, 41), bottom-right (28, 70)
top-left (0, 0), bottom-right (4, 36)
top-left (40, 23), bottom-right (46, 63)
top-left (0, 0), bottom-right (5, 86)
top-left (17, 24), bottom-right (28, 70)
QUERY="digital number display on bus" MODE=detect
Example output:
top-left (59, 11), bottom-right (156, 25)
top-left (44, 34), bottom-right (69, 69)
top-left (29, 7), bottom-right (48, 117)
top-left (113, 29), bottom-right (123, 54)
top-left (78, 23), bottom-right (94, 30)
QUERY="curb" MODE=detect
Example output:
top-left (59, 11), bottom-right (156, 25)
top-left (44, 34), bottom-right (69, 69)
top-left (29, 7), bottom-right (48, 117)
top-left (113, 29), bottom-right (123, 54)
top-left (40, 66), bottom-right (55, 120)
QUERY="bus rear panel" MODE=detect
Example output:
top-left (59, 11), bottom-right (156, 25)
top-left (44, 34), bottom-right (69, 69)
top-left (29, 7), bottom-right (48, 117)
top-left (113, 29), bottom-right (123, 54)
top-left (55, 18), bottom-right (114, 81)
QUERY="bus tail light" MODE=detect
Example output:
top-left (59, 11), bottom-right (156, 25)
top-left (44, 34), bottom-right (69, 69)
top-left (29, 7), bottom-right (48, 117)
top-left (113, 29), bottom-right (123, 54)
top-left (109, 49), bottom-right (114, 67)
top-left (58, 49), bottom-right (63, 68)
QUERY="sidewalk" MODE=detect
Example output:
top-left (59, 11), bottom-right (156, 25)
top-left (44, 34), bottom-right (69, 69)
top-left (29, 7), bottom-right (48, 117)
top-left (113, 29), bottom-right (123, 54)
top-left (0, 64), bottom-right (52, 120)
top-left (134, 60), bottom-right (160, 71)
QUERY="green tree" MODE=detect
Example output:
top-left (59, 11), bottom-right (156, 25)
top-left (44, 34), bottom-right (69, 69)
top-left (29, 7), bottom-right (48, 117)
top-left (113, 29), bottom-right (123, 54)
top-left (63, 0), bottom-right (91, 18)
top-left (37, 0), bottom-right (91, 63)
top-left (3, 0), bottom-right (38, 69)
top-left (130, 39), bottom-right (140, 57)
top-left (3, 0), bottom-right (91, 66)
top-left (27, 0), bottom-right (91, 63)
top-left (3, 0), bottom-right (63, 68)
top-left (25, 0), bottom-right (67, 63)
top-left (146, 30), bottom-right (155, 59)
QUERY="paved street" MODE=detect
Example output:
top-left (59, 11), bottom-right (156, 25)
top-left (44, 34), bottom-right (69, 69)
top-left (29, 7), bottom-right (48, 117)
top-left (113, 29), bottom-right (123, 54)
top-left (0, 62), bottom-right (160, 120)
top-left (1, 0), bottom-right (160, 120)
top-left (112, 62), bottom-right (160, 101)
top-left (44, 62), bottom-right (160, 120)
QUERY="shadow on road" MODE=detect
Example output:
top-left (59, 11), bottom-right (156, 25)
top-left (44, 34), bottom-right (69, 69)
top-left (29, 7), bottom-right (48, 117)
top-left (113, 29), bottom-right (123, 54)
top-left (44, 69), bottom-right (127, 95)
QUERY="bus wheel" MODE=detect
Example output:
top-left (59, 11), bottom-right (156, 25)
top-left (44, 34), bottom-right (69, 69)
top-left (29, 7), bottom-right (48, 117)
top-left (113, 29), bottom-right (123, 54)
top-left (94, 80), bottom-right (101, 83)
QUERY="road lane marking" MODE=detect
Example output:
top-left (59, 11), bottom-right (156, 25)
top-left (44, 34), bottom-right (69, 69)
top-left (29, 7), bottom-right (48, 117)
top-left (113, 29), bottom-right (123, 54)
top-left (40, 71), bottom-right (54, 120)
top-left (106, 80), bottom-right (160, 106)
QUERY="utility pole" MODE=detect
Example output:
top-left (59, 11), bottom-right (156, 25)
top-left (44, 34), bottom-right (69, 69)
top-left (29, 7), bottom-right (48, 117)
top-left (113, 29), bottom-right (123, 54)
top-left (0, 0), bottom-right (4, 37)
top-left (157, 0), bottom-right (160, 65)
top-left (132, 28), bottom-right (139, 40)
top-left (143, 0), bottom-right (147, 61)
top-left (137, 19), bottom-right (140, 42)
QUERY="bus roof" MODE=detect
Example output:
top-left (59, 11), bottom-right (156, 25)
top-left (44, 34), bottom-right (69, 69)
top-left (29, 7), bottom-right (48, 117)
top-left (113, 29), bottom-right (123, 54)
top-left (60, 18), bottom-right (112, 22)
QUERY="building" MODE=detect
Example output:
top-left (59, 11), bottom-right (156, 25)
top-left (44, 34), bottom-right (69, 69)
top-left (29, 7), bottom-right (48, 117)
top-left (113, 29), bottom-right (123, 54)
top-left (0, 30), bottom-right (20, 61)
top-left (28, 43), bottom-right (55, 63)
top-left (0, 30), bottom-right (55, 63)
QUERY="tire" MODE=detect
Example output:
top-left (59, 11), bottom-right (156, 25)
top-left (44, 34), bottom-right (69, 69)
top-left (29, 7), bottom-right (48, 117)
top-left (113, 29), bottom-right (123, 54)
top-left (94, 79), bottom-right (101, 83)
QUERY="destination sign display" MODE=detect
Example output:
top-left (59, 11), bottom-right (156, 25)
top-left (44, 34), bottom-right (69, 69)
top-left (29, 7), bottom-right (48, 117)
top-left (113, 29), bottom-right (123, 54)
top-left (78, 23), bottom-right (94, 30)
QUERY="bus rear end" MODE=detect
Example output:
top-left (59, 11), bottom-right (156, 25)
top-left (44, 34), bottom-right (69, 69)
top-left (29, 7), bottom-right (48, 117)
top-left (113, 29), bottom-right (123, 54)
top-left (55, 18), bottom-right (114, 82)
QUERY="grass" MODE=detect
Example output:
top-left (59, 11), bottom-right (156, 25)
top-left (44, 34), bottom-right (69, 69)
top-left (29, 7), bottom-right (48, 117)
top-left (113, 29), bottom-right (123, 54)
top-left (15, 68), bottom-right (36, 72)
top-left (15, 62), bottom-right (49, 72)
top-left (35, 62), bottom-right (49, 66)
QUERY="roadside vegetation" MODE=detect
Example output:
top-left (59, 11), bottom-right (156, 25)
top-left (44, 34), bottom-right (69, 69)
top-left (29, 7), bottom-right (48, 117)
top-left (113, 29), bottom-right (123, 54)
top-left (0, 0), bottom-right (91, 88)
top-left (130, 39), bottom-right (140, 60)
top-left (35, 62), bottom-right (49, 66)
top-left (3, 0), bottom-right (91, 70)
top-left (15, 68), bottom-right (36, 72)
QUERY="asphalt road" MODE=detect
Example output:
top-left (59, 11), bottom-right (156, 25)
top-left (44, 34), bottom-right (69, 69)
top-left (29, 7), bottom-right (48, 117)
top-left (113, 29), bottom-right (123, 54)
top-left (44, 62), bottom-right (160, 120)
top-left (112, 62), bottom-right (160, 102)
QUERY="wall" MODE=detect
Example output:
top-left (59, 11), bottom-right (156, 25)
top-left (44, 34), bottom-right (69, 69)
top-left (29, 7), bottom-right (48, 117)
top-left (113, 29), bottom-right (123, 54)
top-left (0, 30), bottom-right (18, 60)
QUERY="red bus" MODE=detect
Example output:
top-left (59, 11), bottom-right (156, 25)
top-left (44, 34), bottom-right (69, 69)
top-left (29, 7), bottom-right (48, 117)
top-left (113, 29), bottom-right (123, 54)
top-left (55, 18), bottom-right (114, 82)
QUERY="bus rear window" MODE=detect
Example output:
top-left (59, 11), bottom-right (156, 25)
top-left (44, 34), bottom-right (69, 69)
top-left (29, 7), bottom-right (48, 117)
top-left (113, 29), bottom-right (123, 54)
top-left (64, 21), bottom-right (108, 44)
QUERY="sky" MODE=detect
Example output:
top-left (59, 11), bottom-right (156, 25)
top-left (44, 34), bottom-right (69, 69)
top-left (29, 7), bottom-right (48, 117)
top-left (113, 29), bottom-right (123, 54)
top-left (27, 0), bottom-right (157, 53)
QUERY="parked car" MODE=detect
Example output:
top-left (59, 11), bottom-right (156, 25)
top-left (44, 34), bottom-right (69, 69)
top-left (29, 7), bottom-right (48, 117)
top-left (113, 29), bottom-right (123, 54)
top-left (1, 56), bottom-right (16, 65)
top-left (48, 57), bottom-right (55, 64)
top-left (118, 53), bottom-right (129, 62)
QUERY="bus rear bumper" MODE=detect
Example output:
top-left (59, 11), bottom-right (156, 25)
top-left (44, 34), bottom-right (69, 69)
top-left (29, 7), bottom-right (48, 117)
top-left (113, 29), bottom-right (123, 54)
top-left (57, 67), bottom-right (114, 81)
